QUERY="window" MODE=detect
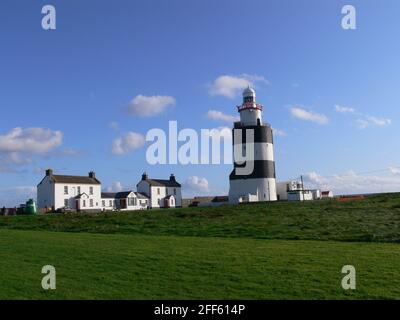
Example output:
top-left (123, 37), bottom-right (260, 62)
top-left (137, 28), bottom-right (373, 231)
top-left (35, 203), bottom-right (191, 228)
top-left (109, 200), bottom-right (112, 207)
top-left (89, 187), bottom-right (93, 195)
top-left (128, 198), bottom-right (135, 206)
top-left (90, 199), bottom-right (94, 207)
top-left (77, 186), bottom-right (81, 194)
top-left (174, 188), bottom-right (176, 195)
top-left (64, 199), bottom-right (68, 207)
top-left (157, 188), bottom-right (160, 195)
top-left (83, 200), bottom-right (86, 208)
top-left (64, 186), bottom-right (68, 195)
top-left (102, 200), bottom-right (106, 207)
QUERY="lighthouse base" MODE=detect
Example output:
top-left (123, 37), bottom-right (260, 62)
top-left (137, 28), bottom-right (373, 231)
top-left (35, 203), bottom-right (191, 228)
top-left (228, 178), bottom-right (277, 204)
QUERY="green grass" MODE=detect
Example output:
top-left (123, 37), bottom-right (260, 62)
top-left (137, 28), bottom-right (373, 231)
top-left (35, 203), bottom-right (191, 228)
top-left (1, 193), bottom-right (400, 299)
top-left (1, 229), bottom-right (400, 300)
top-left (1, 193), bottom-right (400, 242)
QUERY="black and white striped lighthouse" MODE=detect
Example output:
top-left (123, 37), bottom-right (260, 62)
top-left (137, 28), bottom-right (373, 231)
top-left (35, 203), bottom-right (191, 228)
top-left (228, 86), bottom-right (277, 203)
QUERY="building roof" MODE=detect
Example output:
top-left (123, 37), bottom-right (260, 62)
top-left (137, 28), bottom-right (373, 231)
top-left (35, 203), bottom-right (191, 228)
top-left (115, 191), bottom-right (133, 199)
top-left (144, 179), bottom-right (181, 188)
top-left (75, 193), bottom-right (89, 199)
top-left (50, 175), bottom-right (101, 185)
top-left (134, 192), bottom-right (149, 199)
top-left (101, 191), bottom-right (149, 200)
top-left (101, 192), bottom-right (117, 199)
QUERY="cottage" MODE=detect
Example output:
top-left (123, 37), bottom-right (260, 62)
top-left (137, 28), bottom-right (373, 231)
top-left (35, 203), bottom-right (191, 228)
top-left (137, 173), bottom-right (182, 209)
top-left (37, 169), bottom-right (102, 211)
top-left (101, 191), bottom-right (149, 211)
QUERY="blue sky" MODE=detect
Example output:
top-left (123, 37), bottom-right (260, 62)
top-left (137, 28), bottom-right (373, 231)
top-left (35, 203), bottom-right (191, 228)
top-left (1, 0), bottom-right (400, 206)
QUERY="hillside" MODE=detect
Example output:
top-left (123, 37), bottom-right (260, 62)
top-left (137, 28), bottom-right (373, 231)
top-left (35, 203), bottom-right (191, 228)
top-left (1, 193), bottom-right (400, 243)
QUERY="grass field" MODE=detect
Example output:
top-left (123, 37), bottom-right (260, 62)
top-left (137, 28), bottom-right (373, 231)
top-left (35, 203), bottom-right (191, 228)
top-left (1, 193), bottom-right (400, 299)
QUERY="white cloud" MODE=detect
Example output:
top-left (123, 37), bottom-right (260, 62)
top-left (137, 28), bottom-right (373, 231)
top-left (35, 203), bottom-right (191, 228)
top-left (0, 127), bottom-right (62, 155)
top-left (389, 167), bottom-right (400, 175)
top-left (106, 181), bottom-right (124, 192)
top-left (303, 170), bottom-right (400, 195)
top-left (184, 176), bottom-right (211, 194)
top-left (290, 107), bottom-right (329, 125)
top-left (272, 128), bottom-right (287, 137)
top-left (206, 110), bottom-right (239, 123)
top-left (356, 116), bottom-right (392, 129)
top-left (335, 105), bottom-right (355, 114)
top-left (126, 95), bottom-right (176, 117)
top-left (208, 74), bottom-right (269, 98)
top-left (112, 132), bottom-right (145, 155)
top-left (0, 127), bottom-right (63, 170)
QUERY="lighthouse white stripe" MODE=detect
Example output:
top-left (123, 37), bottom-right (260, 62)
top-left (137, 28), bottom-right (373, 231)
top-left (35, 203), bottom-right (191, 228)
top-left (234, 143), bottom-right (275, 162)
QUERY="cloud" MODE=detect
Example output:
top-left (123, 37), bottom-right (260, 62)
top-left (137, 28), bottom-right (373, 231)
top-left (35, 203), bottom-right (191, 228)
top-left (356, 116), bottom-right (392, 129)
top-left (0, 186), bottom-right (36, 208)
top-left (206, 110), bottom-right (239, 123)
top-left (184, 176), bottom-right (211, 194)
top-left (208, 74), bottom-right (269, 98)
top-left (0, 127), bottom-right (63, 170)
top-left (334, 104), bottom-right (391, 129)
top-left (0, 127), bottom-right (62, 155)
top-left (272, 128), bottom-right (287, 137)
top-left (389, 167), bottom-right (400, 175)
top-left (112, 132), bottom-right (145, 155)
top-left (106, 181), bottom-right (124, 192)
top-left (126, 95), bottom-right (176, 117)
top-left (303, 170), bottom-right (400, 195)
top-left (290, 107), bottom-right (329, 125)
top-left (335, 105), bottom-right (355, 114)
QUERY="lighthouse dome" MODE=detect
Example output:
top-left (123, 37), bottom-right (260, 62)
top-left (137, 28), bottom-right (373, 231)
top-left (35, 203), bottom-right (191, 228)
top-left (243, 86), bottom-right (256, 97)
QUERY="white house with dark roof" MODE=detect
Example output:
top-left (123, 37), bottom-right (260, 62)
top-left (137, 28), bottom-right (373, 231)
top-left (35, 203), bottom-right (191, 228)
top-left (37, 169), bottom-right (102, 211)
top-left (101, 191), bottom-right (149, 211)
top-left (137, 173), bottom-right (182, 209)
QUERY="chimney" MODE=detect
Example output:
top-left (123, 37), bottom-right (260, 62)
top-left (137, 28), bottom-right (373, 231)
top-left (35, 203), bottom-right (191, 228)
top-left (89, 171), bottom-right (96, 179)
top-left (170, 174), bottom-right (176, 182)
top-left (142, 172), bottom-right (148, 181)
top-left (46, 169), bottom-right (53, 177)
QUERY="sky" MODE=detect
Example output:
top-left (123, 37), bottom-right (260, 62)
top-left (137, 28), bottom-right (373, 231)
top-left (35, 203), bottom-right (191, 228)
top-left (1, 0), bottom-right (400, 206)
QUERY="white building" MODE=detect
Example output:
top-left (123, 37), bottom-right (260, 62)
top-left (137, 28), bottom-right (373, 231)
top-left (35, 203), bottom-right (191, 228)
top-left (321, 191), bottom-right (334, 199)
top-left (276, 180), bottom-right (316, 202)
top-left (137, 173), bottom-right (182, 209)
top-left (101, 191), bottom-right (149, 211)
top-left (38, 170), bottom-right (182, 212)
top-left (37, 169), bottom-right (102, 211)
top-left (228, 87), bottom-right (277, 204)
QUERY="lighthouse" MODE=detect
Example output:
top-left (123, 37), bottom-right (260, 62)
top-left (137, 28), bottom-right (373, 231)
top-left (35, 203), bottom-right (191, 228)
top-left (228, 86), bottom-right (277, 203)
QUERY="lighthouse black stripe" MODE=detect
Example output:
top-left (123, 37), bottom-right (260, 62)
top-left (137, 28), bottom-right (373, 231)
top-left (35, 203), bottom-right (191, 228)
top-left (232, 126), bottom-right (274, 145)
top-left (229, 160), bottom-right (276, 180)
